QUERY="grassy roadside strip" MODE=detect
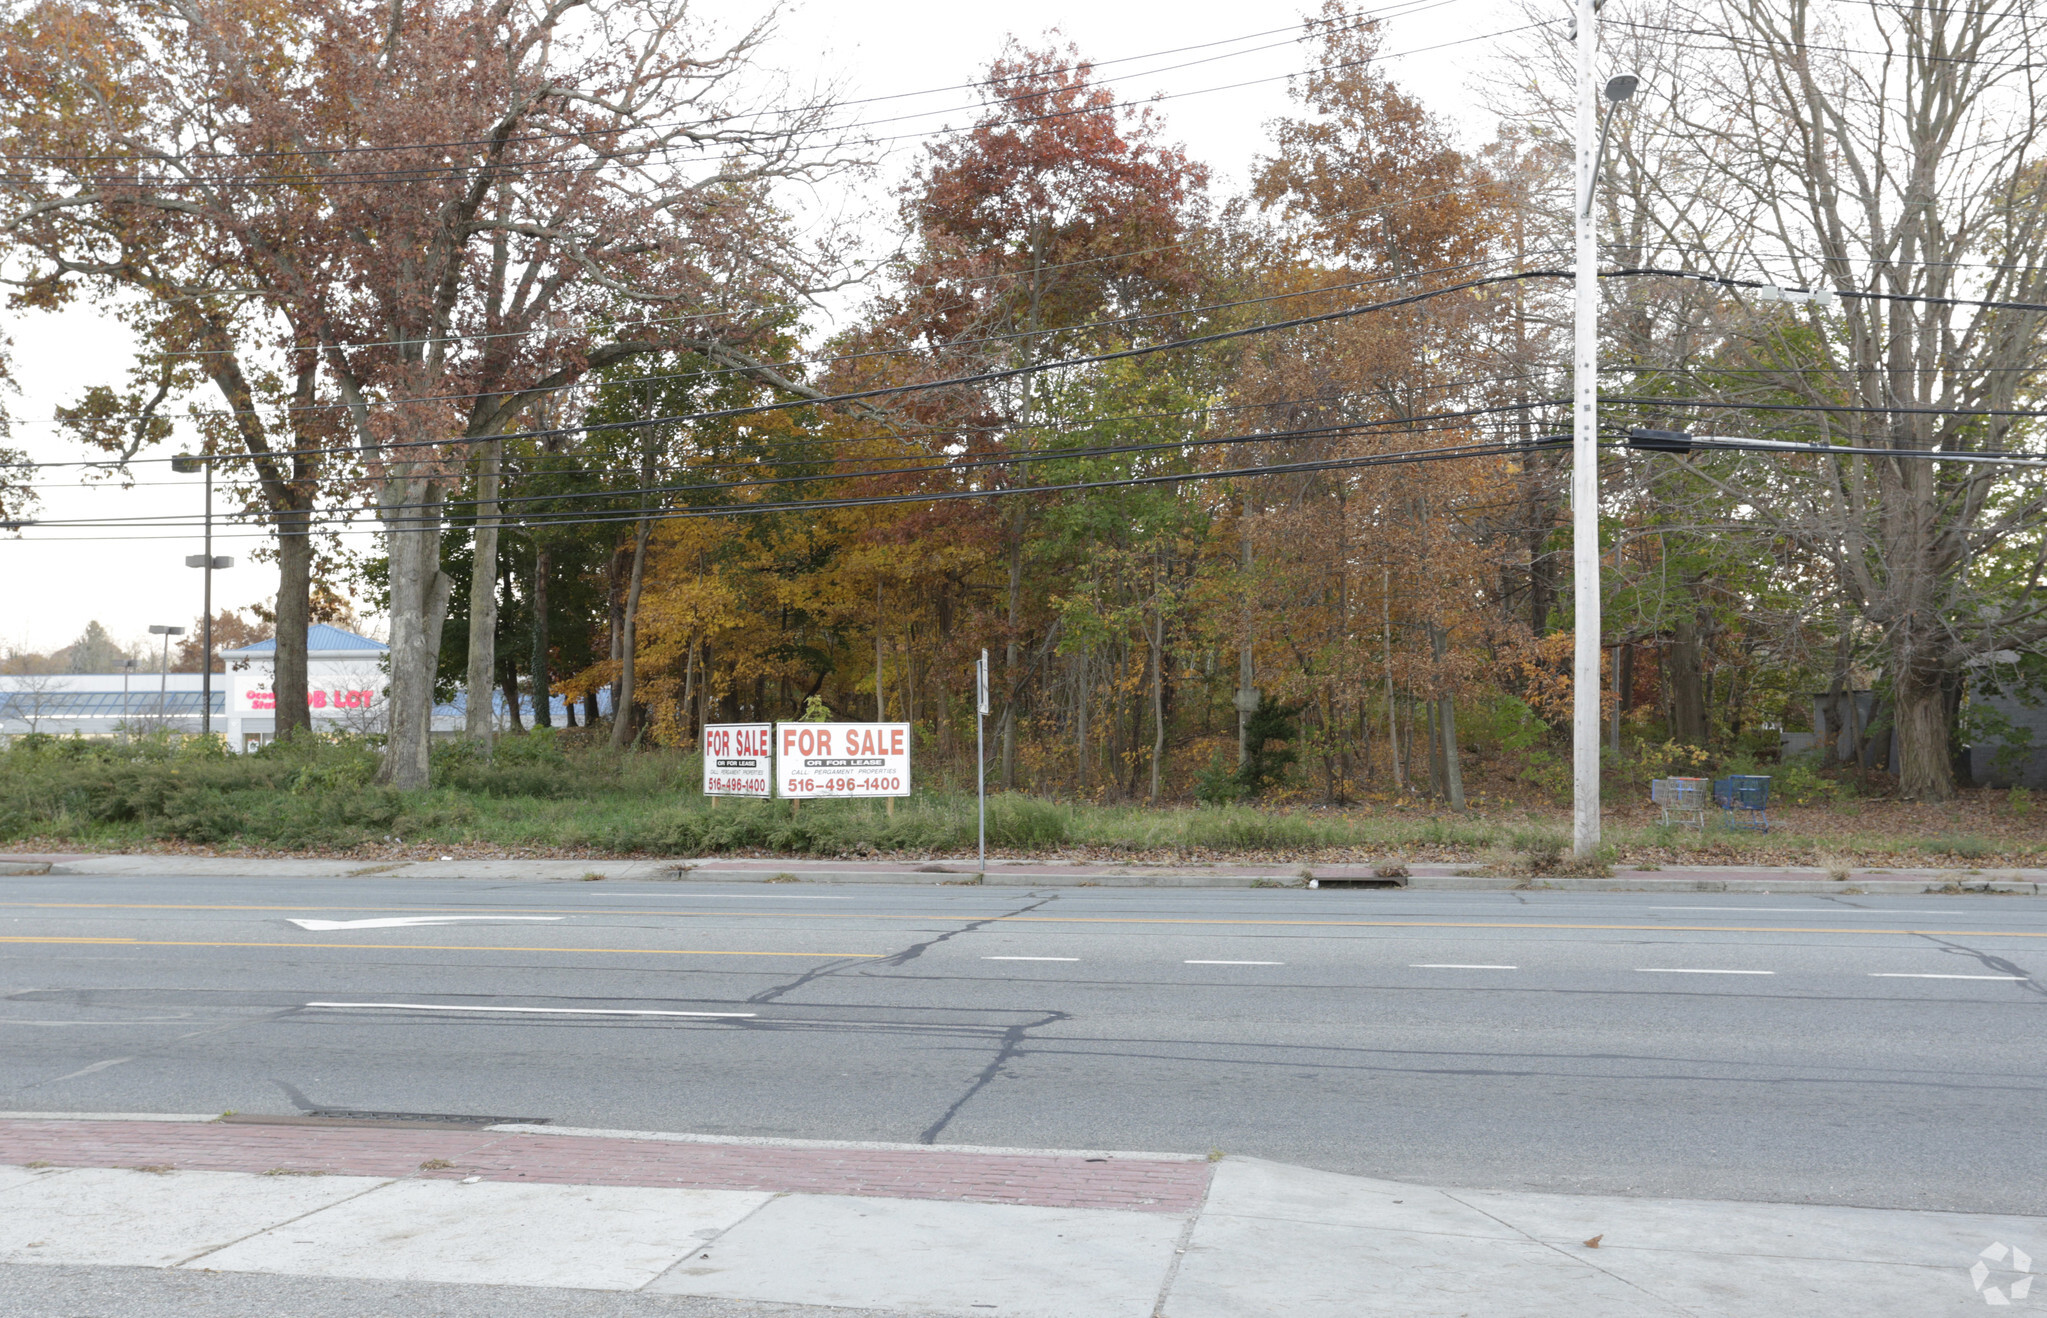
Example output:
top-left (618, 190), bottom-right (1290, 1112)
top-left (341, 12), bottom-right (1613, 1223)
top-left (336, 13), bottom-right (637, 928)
top-left (0, 732), bottom-right (2040, 868)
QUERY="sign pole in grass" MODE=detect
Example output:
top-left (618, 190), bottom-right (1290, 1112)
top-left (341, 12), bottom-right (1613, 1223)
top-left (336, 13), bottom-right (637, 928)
top-left (976, 649), bottom-right (989, 876)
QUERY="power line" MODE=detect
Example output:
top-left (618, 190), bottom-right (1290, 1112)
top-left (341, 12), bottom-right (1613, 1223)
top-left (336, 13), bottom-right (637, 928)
top-left (8, 12), bottom-right (1531, 193)
top-left (17, 403), bottom-right (1559, 530)
top-left (4, 434), bottom-right (1564, 541)
top-left (12, 267), bottom-right (1572, 471)
top-left (8, 3), bottom-right (1425, 168)
top-left (20, 250), bottom-right (1518, 432)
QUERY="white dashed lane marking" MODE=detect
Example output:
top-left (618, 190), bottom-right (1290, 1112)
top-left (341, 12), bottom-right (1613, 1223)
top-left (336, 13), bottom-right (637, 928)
top-left (1636, 968), bottom-right (1775, 975)
top-left (304, 1002), bottom-right (756, 1018)
top-left (1869, 973), bottom-right (2029, 980)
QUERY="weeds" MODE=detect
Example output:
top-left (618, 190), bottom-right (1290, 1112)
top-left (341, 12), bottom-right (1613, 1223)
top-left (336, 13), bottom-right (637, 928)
top-left (2, 731), bottom-right (2038, 865)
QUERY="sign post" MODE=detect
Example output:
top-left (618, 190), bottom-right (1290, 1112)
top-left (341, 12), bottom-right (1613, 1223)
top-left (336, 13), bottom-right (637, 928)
top-left (702, 723), bottom-right (773, 800)
top-left (976, 649), bottom-right (989, 875)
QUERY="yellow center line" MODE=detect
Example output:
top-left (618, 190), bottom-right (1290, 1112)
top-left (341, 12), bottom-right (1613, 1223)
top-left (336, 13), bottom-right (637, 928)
top-left (1003, 917), bottom-right (2047, 937)
top-left (0, 905), bottom-right (2041, 939)
top-left (0, 936), bottom-right (877, 958)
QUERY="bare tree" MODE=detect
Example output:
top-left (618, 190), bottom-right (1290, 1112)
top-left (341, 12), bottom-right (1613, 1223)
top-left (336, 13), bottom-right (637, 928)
top-left (1500, 0), bottom-right (2047, 797)
top-left (1645, 0), bottom-right (2047, 798)
top-left (2, 670), bottom-right (65, 734)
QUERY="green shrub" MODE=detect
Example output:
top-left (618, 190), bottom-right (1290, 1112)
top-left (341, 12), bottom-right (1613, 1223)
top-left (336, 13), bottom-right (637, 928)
top-left (1770, 756), bottom-right (1838, 806)
top-left (1234, 696), bottom-right (1300, 798)
top-left (1193, 753), bottom-right (1244, 805)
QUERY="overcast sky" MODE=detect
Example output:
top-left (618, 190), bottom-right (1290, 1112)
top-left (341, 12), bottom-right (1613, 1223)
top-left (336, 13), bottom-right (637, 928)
top-left (4, 0), bottom-right (1526, 656)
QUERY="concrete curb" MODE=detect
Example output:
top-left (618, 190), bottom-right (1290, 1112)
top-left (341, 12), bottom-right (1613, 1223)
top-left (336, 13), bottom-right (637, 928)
top-left (484, 1123), bottom-right (1209, 1163)
top-left (11, 852), bottom-right (2046, 895)
top-left (1403, 874), bottom-right (2047, 896)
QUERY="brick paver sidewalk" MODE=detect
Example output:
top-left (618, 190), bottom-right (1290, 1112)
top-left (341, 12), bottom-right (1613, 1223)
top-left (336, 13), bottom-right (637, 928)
top-left (0, 1118), bottom-right (1210, 1212)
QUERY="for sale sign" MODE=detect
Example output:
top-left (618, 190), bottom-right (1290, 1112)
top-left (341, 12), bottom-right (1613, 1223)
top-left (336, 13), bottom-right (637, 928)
top-left (702, 723), bottom-right (773, 797)
top-left (775, 722), bottom-right (911, 798)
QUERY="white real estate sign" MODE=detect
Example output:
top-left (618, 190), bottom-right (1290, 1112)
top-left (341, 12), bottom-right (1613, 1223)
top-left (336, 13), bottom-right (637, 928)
top-left (702, 723), bottom-right (773, 797)
top-left (775, 722), bottom-right (911, 798)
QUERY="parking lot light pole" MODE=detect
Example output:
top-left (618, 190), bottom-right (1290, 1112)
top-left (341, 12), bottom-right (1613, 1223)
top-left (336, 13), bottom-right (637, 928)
top-left (121, 658), bottom-right (136, 744)
top-left (147, 625), bottom-right (184, 730)
top-left (173, 455), bottom-right (232, 736)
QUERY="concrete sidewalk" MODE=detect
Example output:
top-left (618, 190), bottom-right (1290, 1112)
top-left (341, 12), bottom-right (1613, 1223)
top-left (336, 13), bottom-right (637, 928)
top-left (0, 1115), bottom-right (2035, 1315)
top-left (4, 850), bottom-right (2044, 894)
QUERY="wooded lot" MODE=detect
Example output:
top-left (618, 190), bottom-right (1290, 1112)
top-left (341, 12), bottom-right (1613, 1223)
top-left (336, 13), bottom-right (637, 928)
top-left (6, 0), bottom-right (2046, 806)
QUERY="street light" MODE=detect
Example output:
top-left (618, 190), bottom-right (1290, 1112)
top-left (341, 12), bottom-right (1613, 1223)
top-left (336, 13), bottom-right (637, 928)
top-left (147, 625), bottom-right (184, 731)
top-left (172, 454), bottom-right (232, 736)
top-left (1572, 0), bottom-right (1643, 860)
top-left (121, 657), bottom-right (136, 744)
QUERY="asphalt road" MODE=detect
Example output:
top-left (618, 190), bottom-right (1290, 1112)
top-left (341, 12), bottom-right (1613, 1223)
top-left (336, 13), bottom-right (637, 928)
top-left (3, 873), bottom-right (2044, 1215)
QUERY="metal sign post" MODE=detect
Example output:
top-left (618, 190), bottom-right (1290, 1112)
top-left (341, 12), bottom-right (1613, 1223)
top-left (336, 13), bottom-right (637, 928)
top-left (976, 649), bottom-right (989, 875)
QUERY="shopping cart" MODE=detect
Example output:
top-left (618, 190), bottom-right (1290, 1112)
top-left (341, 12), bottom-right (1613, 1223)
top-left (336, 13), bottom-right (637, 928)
top-left (1650, 776), bottom-right (1710, 830)
top-left (1712, 774), bottom-right (1771, 832)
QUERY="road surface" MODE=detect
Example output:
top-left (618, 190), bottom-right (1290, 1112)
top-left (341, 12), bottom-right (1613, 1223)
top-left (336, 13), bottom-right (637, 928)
top-left (4, 872), bottom-right (2042, 1214)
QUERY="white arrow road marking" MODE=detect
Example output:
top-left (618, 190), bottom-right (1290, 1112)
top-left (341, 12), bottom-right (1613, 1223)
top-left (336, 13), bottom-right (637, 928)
top-left (48, 1056), bottom-right (133, 1083)
top-left (286, 916), bottom-right (566, 931)
top-left (305, 1002), bottom-right (754, 1018)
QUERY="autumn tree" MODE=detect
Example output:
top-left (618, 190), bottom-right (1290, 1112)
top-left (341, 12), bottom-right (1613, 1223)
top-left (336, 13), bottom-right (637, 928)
top-left (3, 0), bottom-right (851, 785)
top-left (887, 41), bottom-right (1210, 787)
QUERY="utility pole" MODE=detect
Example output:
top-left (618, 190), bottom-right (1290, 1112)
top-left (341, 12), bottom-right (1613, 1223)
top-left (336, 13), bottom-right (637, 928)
top-left (976, 649), bottom-right (989, 876)
top-left (1569, 14), bottom-right (1641, 858)
top-left (175, 455), bottom-right (231, 737)
top-left (1572, 0), bottom-right (1603, 860)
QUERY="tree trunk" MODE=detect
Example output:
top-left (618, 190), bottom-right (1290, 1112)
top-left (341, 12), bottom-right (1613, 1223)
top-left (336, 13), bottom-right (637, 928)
top-left (1668, 617), bottom-right (1708, 745)
top-left (378, 477), bottom-right (452, 790)
top-left (1000, 518), bottom-right (1022, 789)
top-left (499, 653), bottom-right (524, 733)
top-left (1148, 561), bottom-right (1164, 805)
top-left (464, 438), bottom-right (501, 751)
top-left (529, 546), bottom-right (551, 728)
top-left (611, 514), bottom-right (653, 748)
top-left (272, 505), bottom-right (313, 740)
top-left (1432, 695), bottom-right (1449, 798)
top-left (607, 547), bottom-right (627, 722)
top-left (875, 579), bottom-right (887, 721)
top-left (1895, 660), bottom-right (1955, 799)
top-left (1238, 514), bottom-right (1255, 767)
top-left (1429, 625), bottom-right (1465, 812)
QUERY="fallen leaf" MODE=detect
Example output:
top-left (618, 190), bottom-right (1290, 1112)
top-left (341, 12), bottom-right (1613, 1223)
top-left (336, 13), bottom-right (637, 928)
top-left (1583, 1234), bottom-right (1604, 1249)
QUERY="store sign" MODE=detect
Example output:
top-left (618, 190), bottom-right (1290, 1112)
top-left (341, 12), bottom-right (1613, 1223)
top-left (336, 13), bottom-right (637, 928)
top-left (702, 723), bottom-right (773, 797)
top-left (234, 685), bottom-right (376, 714)
top-left (775, 722), bottom-right (911, 798)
